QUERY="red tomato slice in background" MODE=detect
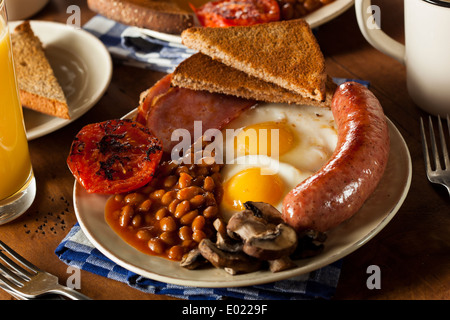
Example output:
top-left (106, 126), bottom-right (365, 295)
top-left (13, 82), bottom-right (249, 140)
top-left (67, 119), bottom-right (163, 195)
top-left (192, 0), bottom-right (280, 27)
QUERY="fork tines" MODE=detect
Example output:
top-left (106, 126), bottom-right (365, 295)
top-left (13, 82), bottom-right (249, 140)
top-left (0, 241), bottom-right (38, 288)
top-left (0, 240), bottom-right (91, 300)
top-left (420, 115), bottom-right (450, 172)
top-left (420, 115), bottom-right (450, 196)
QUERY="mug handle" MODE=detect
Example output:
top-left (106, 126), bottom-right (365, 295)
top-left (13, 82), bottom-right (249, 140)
top-left (355, 0), bottom-right (406, 64)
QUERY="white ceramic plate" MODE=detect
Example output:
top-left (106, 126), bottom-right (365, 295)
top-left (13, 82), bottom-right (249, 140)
top-left (138, 0), bottom-right (355, 44)
top-left (8, 20), bottom-right (113, 140)
top-left (73, 111), bottom-right (411, 288)
top-left (306, 0), bottom-right (355, 29)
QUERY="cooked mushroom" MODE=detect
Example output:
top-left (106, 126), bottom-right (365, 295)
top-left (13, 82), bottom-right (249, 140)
top-left (181, 202), bottom-right (325, 274)
top-left (268, 256), bottom-right (297, 273)
top-left (180, 248), bottom-right (208, 270)
top-left (213, 217), bottom-right (227, 235)
top-left (213, 218), bottom-right (243, 252)
top-left (243, 223), bottom-right (298, 260)
top-left (226, 210), bottom-right (274, 241)
top-left (291, 230), bottom-right (327, 259)
top-left (227, 209), bottom-right (298, 260)
top-left (216, 230), bottom-right (243, 253)
top-left (198, 239), bottom-right (262, 274)
top-left (244, 201), bottom-right (284, 224)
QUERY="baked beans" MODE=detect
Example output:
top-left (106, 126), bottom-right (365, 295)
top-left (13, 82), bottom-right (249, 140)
top-left (276, 0), bottom-right (335, 20)
top-left (105, 152), bottom-right (223, 261)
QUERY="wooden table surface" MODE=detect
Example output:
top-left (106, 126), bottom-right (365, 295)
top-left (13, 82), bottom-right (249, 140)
top-left (1, 0), bottom-right (449, 301)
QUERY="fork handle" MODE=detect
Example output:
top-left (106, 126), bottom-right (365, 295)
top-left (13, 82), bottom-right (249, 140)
top-left (50, 285), bottom-right (92, 300)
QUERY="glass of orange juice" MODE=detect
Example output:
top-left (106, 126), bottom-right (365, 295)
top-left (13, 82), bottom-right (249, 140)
top-left (0, 0), bottom-right (36, 224)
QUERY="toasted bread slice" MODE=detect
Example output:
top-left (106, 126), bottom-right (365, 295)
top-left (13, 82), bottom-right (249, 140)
top-left (172, 52), bottom-right (335, 107)
top-left (181, 19), bottom-right (327, 102)
top-left (87, 0), bottom-right (194, 34)
top-left (12, 21), bottom-right (69, 119)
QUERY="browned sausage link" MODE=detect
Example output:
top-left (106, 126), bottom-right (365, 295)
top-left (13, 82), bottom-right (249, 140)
top-left (282, 82), bottom-right (390, 232)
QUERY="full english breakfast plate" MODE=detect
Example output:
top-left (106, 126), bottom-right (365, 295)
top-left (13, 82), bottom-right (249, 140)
top-left (73, 107), bottom-right (411, 288)
top-left (8, 20), bottom-right (113, 140)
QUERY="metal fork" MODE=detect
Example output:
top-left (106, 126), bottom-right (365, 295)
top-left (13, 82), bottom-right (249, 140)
top-left (0, 240), bottom-right (91, 300)
top-left (420, 115), bottom-right (450, 196)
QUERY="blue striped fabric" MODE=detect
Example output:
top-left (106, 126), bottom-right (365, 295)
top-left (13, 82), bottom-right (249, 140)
top-left (55, 224), bottom-right (342, 300)
top-left (83, 15), bottom-right (196, 73)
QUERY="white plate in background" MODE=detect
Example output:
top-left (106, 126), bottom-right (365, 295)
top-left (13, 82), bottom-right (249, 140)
top-left (138, 0), bottom-right (355, 44)
top-left (9, 20), bottom-right (113, 140)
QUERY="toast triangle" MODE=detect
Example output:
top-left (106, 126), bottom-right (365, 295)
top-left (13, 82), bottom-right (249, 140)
top-left (11, 21), bottom-right (70, 119)
top-left (181, 19), bottom-right (327, 102)
top-left (172, 52), bottom-right (335, 107)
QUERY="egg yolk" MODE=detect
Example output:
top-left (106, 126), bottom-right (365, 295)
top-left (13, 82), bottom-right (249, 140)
top-left (234, 121), bottom-right (295, 157)
top-left (223, 167), bottom-right (285, 211)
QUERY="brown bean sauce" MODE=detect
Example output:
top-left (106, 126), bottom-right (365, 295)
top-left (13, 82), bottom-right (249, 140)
top-left (105, 158), bottom-right (223, 261)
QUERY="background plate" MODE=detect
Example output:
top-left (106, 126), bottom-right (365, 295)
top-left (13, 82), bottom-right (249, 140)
top-left (307, 0), bottom-right (354, 29)
top-left (9, 20), bottom-right (113, 140)
top-left (139, 0), bottom-right (355, 44)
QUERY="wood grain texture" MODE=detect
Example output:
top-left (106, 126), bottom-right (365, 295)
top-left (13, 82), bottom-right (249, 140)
top-left (1, 0), bottom-right (449, 301)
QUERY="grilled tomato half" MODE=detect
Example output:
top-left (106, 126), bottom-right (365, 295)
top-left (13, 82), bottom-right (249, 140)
top-left (67, 119), bottom-right (163, 194)
top-left (192, 0), bottom-right (280, 27)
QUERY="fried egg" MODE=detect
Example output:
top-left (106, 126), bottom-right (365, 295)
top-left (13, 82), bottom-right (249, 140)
top-left (219, 103), bottom-right (338, 218)
top-left (219, 155), bottom-right (312, 220)
top-left (223, 103), bottom-right (338, 172)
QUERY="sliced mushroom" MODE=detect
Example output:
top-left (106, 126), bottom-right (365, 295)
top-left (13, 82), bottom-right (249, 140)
top-left (300, 229), bottom-right (327, 243)
top-left (227, 209), bottom-right (298, 260)
top-left (198, 239), bottom-right (262, 274)
top-left (180, 248), bottom-right (208, 270)
top-left (213, 218), bottom-right (243, 253)
top-left (291, 230), bottom-right (327, 259)
top-left (243, 223), bottom-right (298, 260)
top-left (213, 218), bottom-right (227, 235)
top-left (243, 201), bottom-right (284, 224)
top-left (216, 231), bottom-right (243, 253)
top-left (268, 256), bottom-right (297, 273)
top-left (226, 210), bottom-right (274, 241)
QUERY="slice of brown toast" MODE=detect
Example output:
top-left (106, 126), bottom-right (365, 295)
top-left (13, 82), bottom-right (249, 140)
top-left (172, 52), bottom-right (336, 107)
top-left (181, 19), bottom-right (327, 102)
top-left (11, 21), bottom-right (70, 119)
top-left (87, 0), bottom-right (195, 34)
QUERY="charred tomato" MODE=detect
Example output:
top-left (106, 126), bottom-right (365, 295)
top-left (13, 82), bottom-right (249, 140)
top-left (67, 119), bottom-right (163, 194)
top-left (192, 0), bottom-right (280, 27)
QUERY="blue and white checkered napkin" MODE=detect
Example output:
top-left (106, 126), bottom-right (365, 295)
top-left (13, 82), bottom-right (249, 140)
top-left (55, 223), bottom-right (342, 300)
top-left (83, 15), bottom-right (196, 73)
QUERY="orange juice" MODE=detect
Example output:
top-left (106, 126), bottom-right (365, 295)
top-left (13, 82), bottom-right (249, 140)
top-left (0, 17), bottom-right (33, 200)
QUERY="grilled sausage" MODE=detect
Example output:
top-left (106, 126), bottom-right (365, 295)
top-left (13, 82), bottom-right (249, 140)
top-left (282, 82), bottom-right (390, 232)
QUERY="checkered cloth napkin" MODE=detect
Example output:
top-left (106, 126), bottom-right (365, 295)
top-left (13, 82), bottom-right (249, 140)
top-left (55, 223), bottom-right (342, 300)
top-left (83, 15), bottom-right (196, 73)
top-left (66, 17), bottom-right (371, 300)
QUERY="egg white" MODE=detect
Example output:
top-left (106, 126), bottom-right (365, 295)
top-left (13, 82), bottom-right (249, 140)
top-left (223, 103), bottom-right (338, 173)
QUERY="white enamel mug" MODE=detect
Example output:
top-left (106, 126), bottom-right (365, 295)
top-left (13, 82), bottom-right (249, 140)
top-left (355, 0), bottom-right (450, 116)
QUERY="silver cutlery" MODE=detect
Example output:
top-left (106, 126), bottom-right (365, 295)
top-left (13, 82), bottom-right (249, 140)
top-left (0, 240), bottom-right (91, 300)
top-left (420, 115), bottom-right (450, 196)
